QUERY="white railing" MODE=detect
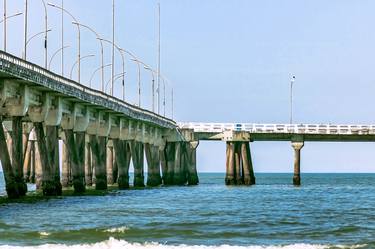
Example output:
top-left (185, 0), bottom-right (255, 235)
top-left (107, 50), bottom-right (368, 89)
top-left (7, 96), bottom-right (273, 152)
top-left (0, 51), bottom-right (175, 127)
top-left (178, 122), bottom-right (375, 135)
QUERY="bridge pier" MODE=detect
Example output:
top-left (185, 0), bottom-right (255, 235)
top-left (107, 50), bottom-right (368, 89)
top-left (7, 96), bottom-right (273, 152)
top-left (90, 135), bottom-right (108, 190)
top-left (113, 139), bottom-right (131, 189)
top-left (85, 140), bottom-right (92, 186)
top-left (131, 141), bottom-right (145, 187)
top-left (11, 117), bottom-right (27, 196)
top-left (46, 126), bottom-right (62, 195)
top-left (225, 141), bottom-right (255, 186)
top-left (64, 130), bottom-right (85, 193)
top-left (34, 123), bottom-right (60, 196)
top-left (186, 142), bottom-right (199, 185)
top-left (61, 141), bottom-right (71, 188)
top-left (0, 120), bottom-right (20, 198)
top-left (292, 141), bottom-right (304, 186)
top-left (162, 142), bottom-right (175, 185)
top-left (173, 142), bottom-right (187, 185)
top-left (145, 144), bottom-right (162, 187)
top-left (106, 142), bottom-right (115, 185)
top-left (23, 138), bottom-right (32, 183)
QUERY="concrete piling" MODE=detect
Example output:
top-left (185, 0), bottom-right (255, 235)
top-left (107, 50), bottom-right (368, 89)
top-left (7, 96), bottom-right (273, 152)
top-left (84, 141), bottom-right (92, 186)
top-left (225, 141), bottom-right (255, 186)
top-left (113, 139), bottom-right (131, 189)
top-left (23, 139), bottom-right (32, 183)
top-left (292, 141), bottom-right (304, 186)
top-left (0, 120), bottom-right (20, 198)
top-left (64, 130), bottom-right (85, 193)
top-left (34, 140), bottom-right (42, 189)
top-left (29, 141), bottom-right (36, 183)
top-left (61, 141), bottom-right (71, 187)
top-left (186, 142), bottom-right (199, 185)
top-left (46, 126), bottom-right (62, 195)
top-left (106, 143), bottom-right (114, 185)
top-left (145, 144), bottom-right (162, 187)
top-left (11, 117), bottom-right (27, 195)
top-left (162, 142), bottom-right (175, 185)
top-left (89, 135), bottom-right (107, 190)
top-left (34, 122), bottom-right (60, 196)
top-left (130, 141), bottom-right (145, 187)
top-left (173, 142), bottom-right (187, 185)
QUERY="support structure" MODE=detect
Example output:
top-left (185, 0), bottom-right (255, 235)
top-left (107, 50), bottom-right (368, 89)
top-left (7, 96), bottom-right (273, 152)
top-left (113, 139), bottom-right (131, 189)
top-left (225, 141), bottom-right (255, 186)
top-left (89, 135), bottom-right (107, 190)
top-left (106, 143), bottom-right (114, 185)
top-left (292, 141), bottom-right (304, 186)
top-left (145, 143), bottom-right (162, 187)
top-left (130, 141), bottom-right (145, 187)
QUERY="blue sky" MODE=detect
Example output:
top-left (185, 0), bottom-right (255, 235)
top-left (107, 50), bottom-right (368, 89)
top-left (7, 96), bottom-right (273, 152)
top-left (3, 0), bottom-right (375, 173)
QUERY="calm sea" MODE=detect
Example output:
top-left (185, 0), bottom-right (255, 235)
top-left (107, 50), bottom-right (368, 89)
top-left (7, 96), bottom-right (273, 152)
top-left (1, 173), bottom-right (375, 249)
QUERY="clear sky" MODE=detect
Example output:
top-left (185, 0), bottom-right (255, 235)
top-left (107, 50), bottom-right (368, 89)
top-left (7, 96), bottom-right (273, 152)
top-left (3, 0), bottom-right (375, 173)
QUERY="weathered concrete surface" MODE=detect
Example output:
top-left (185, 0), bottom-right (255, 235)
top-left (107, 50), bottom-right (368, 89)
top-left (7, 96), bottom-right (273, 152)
top-left (113, 139), bottom-right (131, 189)
top-left (89, 135), bottom-right (107, 190)
top-left (11, 117), bottom-right (27, 195)
top-left (292, 141), bottom-right (304, 186)
top-left (145, 144), bottom-right (162, 187)
top-left (130, 141), bottom-right (145, 187)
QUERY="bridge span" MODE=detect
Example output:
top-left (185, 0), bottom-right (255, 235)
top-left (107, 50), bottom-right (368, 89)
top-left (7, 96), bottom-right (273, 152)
top-left (178, 122), bottom-right (375, 186)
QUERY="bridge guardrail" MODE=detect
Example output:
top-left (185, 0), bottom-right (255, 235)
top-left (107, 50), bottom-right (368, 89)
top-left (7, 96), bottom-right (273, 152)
top-left (178, 122), bottom-right (375, 135)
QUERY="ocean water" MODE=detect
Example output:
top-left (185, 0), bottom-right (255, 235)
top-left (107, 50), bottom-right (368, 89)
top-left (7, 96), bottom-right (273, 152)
top-left (1, 173), bottom-right (375, 249)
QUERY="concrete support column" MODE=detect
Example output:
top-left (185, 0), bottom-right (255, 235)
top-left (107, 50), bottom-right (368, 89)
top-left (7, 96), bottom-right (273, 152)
top-left (64, 130), bottom-right (85, 193)
top-left (106, 143), bottom-right (114, 185)
top-left (234, 142), bottom-right (243, 185)
top-left (34, 122), bottom-right (60, 196)
top-left (225, 142), bottom-right (235, 185)
top-left (241, 142), bottom-right (256, 185)
top-left (23, 139), bottom-right (32, 183)
top-left (113, 139), bottom-right (131, 189)
top-left (173, 142), bottom-right (187, 185)
top-left (145, 144), bottom-right (162, 187)
top-left (130, 141), bottom-right (145, 187)
top-left (186, 142), bottom-right (199, 185)
top-left (84, 141), bottom-right (92, 186)
top-left (113, 149), bottom-right (118, 184)
top-left (61, 140), bottom-right (71, 187)
top-left (34, 140), bottom-right (42, 189)
top-left (46, 126), bottom-right (62, 195)
top-left (89, 135), bottom-right (107, 190)
top-left (29, 141), bottom-right (35, 183)
top-left (11, 117), bottom-right (27, 195)
top-left (162, 142), bottom-right (175, 185)
top-left (292, 141), bottom-right (304, 186)
top-left (0, 120), bottom-right (19, 198)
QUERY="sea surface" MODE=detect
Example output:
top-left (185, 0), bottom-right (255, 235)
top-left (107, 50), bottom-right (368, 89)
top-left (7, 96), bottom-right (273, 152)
top-left (1, 173), bottom-right (375, 249)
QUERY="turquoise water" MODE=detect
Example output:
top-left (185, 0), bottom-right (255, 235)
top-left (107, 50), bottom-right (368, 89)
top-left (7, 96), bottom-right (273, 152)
top-left (1, 173), bottom-right (375, 249)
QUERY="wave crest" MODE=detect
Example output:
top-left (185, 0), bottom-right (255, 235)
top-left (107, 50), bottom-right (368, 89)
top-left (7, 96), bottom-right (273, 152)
top-left (0, 238), bottom-right (368, 249)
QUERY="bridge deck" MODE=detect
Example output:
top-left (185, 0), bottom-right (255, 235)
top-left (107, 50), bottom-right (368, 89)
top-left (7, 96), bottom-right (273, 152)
top-left (0, 51), bottom-right (175, 129)
top-left (178, 123), bottom-right (375, 142)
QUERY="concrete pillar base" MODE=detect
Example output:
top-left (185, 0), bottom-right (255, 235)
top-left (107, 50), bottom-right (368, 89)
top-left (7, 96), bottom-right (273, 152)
top-left (42, 180), bottom-right (60, 196)
top-left (134, 176), bottom-right (145, 187)
top-left (118, 175), bottom-right (129, 189)
top-left (95, 176), bottom-right (107, 190)
top-left (5, 181), bottom-right (20, 199)
top-left (293, 175), bottom-right (301, 186)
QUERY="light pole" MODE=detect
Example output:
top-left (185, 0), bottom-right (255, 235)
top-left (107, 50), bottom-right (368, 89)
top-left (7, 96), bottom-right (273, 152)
top-left (69, 54), bottom-right (95, 80)
top-left (171, 88), bottom-right (174, 119)
top-left (72, 22), bottom-right (104, 91)
top-left (290, 75), bottom-right (295, 124)
top-left (131, 58), bottom-right (142, 107)
top-left (61, 0), bottom-right (64, 76)
top-left (98, 38), bottom-right (125, 99)
top-left (157, 2), bottom-right (161, 115)
top-left (23, 0), bottom-right (27, 59)
top-left (144, 66), bottom-right (155, 112)
top-left (2, 10), bottom-right (23, 52)
top-left (49, 45), bottom-right (69, 70)
top-left (24, 29), bottom-right (51, 60)
top-left (48, 3), bottom-right (81, 82)
top-left (90, 63), bottom-right (111, 88)
top-left (40, 0), bottom-right (48, 68)
top-left (106, 72), bottom-right (125, 94)
top-left (111, 0), bottom-right (115, 97)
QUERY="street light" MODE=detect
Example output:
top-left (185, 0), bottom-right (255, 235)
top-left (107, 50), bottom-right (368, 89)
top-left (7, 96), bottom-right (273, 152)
top-left (144, 65), bottom-right (156, 112)
top-left (49, 45), bottom-right (69, 70)
top-left (48, 3), bottom-right (81, 82)
top-left (70, 54), bottom-right (95, 80)
top-left (1, 10), bottom-right (23, 51)
top-left (97, 38), bottom-right (125, 99)
top-left (90, 64), bottom-right (111, 88)
top-left (23, 29), bottom-right (52, 60)
top-left (106, 72), bottom-right (125, 94)
top-left (290, 75), bottom-right (296, 124)
top-left (131, 58), bottom-right (142, 107)
top-left (72, 22), bottom-right (104, 92)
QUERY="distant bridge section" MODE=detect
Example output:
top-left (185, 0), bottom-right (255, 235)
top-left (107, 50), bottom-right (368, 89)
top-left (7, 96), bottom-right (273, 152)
top-left (178, 122), bottom-right (375, 142)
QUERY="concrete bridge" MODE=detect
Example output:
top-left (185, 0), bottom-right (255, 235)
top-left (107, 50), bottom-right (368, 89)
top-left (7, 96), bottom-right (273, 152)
top-left (178, 122), bottom-right (375, 186)
top-left (0, 51), bottom-right (198, 199)
top-left (1, 49), bottom-right (374, 199)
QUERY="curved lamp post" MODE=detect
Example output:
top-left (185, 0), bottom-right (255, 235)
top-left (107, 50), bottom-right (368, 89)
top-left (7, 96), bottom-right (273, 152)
top-left (70, 54), bottom-right (95, 80)
top-left (90, 64), bottom-right (112, 88)
top-left (24, 29), bottom-right (52, 60)
top-left (49, 45), bottom-right (69, 70)
top-left (1, 11), bottom-right (23, 52)
top-left (48, 3), bottom-right (81, 82)
top-left (97, 38), bottom-right (125, 100)
top-left (72, 22), bottom-right (104, 91)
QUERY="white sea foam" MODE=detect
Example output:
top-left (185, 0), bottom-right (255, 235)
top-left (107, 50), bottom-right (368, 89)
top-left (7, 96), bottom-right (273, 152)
top-left (0, 238), bottom-right (368, 249)
top-left (38, 232), bottom-right (50, 236)
top-left (104, 226), bottom-right (129, 233)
